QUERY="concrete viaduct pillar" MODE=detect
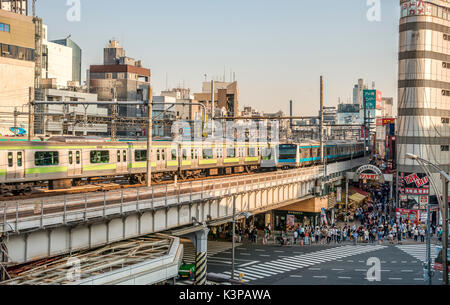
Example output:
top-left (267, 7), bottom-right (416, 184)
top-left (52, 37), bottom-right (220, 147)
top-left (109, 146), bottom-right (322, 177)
top-left (185, 227), bottom-right (209, 285)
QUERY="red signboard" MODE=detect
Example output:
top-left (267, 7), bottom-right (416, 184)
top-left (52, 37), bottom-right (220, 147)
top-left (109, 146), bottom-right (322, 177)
top-left (382, 118), bottom-right (396, 125)
top-left (404, 188), bottom-right (429, 195)
top-left (396, 208), bottom-right (420, 224)
top-left (360, 174), bottom-right (378, 180)
top-left (376, 91), bottom-right (382, 109)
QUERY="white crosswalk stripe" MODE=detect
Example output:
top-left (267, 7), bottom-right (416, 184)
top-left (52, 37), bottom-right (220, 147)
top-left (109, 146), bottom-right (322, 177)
top-left (182, 241), bottom-right (240, 264)
top-left (396, 244), bottom-right (438, 266)
top-left (216, 245), bottom-right (386, 283)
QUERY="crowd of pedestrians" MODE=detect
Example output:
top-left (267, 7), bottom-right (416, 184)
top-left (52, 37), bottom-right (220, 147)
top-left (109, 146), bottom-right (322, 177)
top-left (267, 181), bottom-right (444, 246)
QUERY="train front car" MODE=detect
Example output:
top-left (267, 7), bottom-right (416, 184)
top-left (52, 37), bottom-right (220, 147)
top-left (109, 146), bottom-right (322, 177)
top-left (277, 143), bottom-right (299, 169)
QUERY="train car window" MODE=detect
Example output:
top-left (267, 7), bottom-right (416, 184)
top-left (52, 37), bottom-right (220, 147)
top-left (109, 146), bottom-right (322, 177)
top-left (203, 148), bottom-right (213, 159)
top-left (227, 148), bottom-right (235, 158)
top-left (69, 151), bottom-right (73, 165)
top-left (157, 150), bottom-right (160, 161)
top-left (182, 149), bottom-right (187, 160)
top-left (171, 149), bottom-right (177, 161)
top-left (35, 152), bottom-right (59, 166)
top-left (135, 150), bottom-right (147, 162)
top-left (117, 150), bottom-right (121, 163)
top-left (123, 150), bottom-right (127, 162)
top-left (8, 152), bottom-right (13, 167)
top-left (76, 151), bottom-right (81, 164)
top-left (191, 149), bottom-right (194, 160)
top-left (17, 152), bottom-right (23, 167)
top-left (161, 150), bottom-right (165, 161)
top-left (90, 151), bottom-right (109, 164)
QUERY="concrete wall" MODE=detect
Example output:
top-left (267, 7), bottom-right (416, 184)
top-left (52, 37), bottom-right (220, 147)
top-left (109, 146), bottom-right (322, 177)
top-left (0, 56), bottom-right (33, 133)
top-left (0, 9), bottom-right (34, 49)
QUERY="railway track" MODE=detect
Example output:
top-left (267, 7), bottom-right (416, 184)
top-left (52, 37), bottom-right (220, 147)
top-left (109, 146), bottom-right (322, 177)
top-left (0, 169), bottom-right (274, 202)
top-left (0, 173), bottom-right (281, 222)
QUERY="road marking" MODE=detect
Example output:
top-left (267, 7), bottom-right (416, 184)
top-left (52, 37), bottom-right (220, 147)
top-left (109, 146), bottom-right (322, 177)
top-left (259, 254), bottom-right (270, 257)
top-left (358, 260), bottom-right (364, 263)
top-left (313, 276), bottom-right (327, 279)
top-left (381, 270), bottom-right (391, 272)
top-left (274, 250), bottom-right (285, 253)
top-left (290, 275), bottom-right (303, 278)
top-left (337, 259), bottom-right (343, 262)
top-left (391, 261), bottom-right (397, 263)
top-left (401, 261), bottom-right (407, 263)
top-left (414, 278), bottom-right (424, 281)
top-left (355, 269), bottom-right (366, 272)
top-left (308, 268), bottom-right (321, 271)
top-left (255, 249), bottom-right (266, 252)
top-left (401, 270), bottom-right (413, 272)
top-left (338, 276), bottom-right (352, 279)
top-left (332, 269), bottom-right (345, 271)
top-left (381, 261), bottom-right (387, 263)
top-left (239, 261), bottom-right (259, 268)
top-left (240, 253), bottom-right (251, 256)
top-left (388, 278), bottom-right (403, 280)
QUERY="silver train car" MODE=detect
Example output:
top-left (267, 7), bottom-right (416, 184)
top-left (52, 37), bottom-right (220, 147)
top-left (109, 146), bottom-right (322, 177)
top-left (0, 137), bottom-right (271, 195)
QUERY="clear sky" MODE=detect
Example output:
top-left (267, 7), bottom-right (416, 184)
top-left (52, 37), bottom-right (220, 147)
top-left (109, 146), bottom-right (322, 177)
top-left (36, 0), bottom-right (400, 116)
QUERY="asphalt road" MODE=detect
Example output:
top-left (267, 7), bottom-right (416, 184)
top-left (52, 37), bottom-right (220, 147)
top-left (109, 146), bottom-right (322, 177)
top-left (202, 242), bottom-right (446, 285)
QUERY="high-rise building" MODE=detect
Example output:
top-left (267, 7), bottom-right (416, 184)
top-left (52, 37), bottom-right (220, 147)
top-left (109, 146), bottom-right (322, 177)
top-left (397, 0), bottom-right (450, 206)
top-left (352, 78), bottom-right (367, 108)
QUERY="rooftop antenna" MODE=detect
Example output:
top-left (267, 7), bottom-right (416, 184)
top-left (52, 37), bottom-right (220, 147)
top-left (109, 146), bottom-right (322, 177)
top-left (233, 72), bottom-right (236, 82)
top-left (32, 0), bottom-right (36, 17)
top-left (372, 81), bottom-right (375, 89)
top-left (204, 74), bottom-right (207, 82)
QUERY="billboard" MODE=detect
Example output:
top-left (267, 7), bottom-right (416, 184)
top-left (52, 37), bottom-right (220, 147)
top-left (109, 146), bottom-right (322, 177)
top-left (363, 90), bottom-right (382, 110)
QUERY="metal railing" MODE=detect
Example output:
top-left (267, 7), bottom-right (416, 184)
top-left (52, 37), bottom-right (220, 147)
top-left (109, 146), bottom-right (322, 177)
top-left (0, 166), bottom-right (323, 234)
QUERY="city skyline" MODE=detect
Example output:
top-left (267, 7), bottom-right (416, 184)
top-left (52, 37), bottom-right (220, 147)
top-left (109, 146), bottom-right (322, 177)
top-left (36, 0), bottom-right (399, 116)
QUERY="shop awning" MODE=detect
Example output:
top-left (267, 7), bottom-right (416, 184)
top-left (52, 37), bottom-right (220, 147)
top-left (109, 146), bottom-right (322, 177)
top-left (349, 187), bottom-right (369, 197)
top-left (349, 193), bottom-right (367, 205)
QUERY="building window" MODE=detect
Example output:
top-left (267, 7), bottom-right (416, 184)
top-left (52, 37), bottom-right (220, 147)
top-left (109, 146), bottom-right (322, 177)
top-left (35, 152), bottom-right (59, 166)
top-left (442, 90), bottom-right (450, 96)
top-left (17, 152), bottom-right (22, 167)
top-left (442, 117), bottom-right (450, 124)
top-left (0, 23), bottom-right (10, 33)
top-left (441, 145), bottom-right (450, 152)
top-left (445, 34), bottom-right (448, 40)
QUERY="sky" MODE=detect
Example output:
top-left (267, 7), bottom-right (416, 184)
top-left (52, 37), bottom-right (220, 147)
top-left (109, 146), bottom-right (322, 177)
top-left (36, 0), bottom-right (400, 116)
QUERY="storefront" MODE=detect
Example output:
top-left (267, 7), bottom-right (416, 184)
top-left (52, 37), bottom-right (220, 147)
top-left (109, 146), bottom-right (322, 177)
top-left (273, 210), bottom-right (320, 231)
top-left (396, 208), bottom-right (420, 224)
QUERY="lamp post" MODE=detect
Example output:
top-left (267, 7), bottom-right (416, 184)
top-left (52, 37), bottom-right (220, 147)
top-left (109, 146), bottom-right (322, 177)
top-left (231, 196), bottom-right (251, 281)
top-left (406, 153), bottom-right (449, 285)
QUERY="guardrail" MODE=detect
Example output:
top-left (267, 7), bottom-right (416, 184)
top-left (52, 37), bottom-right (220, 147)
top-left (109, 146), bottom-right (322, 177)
top-left (0, 166), bottom-right (323, 234)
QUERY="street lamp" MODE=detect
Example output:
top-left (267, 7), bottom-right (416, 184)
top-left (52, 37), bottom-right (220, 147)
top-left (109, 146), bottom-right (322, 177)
top-left (406, 153), bottom-right (449, 285)
top-left (231, 195), bottom-right (252, 281)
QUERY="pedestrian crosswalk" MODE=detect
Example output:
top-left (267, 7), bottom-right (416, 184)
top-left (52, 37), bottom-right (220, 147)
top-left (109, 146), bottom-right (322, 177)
top-left (219, 245), bottom-right (387, 283)
top-left (396, 244), bottom-right (438, 265)
top-left (182, 241), bottom-right (240, 264)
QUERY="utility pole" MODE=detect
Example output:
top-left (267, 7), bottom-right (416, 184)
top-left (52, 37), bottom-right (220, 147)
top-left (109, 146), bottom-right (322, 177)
top-left (320, 76), bottom-right (324, 165)
top-left (363, 95), bottom-right (367, 157)
top-left (111, 87), bottom-right (118, 141)
top-left (210, 80), bottom-right (214, 137)
top-left (146, 86), bottom-right (153, 188)
top-left (28, 87), bottom-right (33, 141)
top-left (443, 179), bottom-right (449, 285)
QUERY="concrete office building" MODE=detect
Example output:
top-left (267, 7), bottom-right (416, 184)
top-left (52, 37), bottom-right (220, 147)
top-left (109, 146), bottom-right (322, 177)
top-left (89, 40), bottom-right (151, 137)
top-left (52, 36), bottom-right (82, 86)
top-left (41, 25), bottom-right (73, 88)
top-left (397, 0), bottom-right (450, 206)
top-left (194, 81), bottom-right (239, 118)
top-left (0, 5), bottom-right (34, 134)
